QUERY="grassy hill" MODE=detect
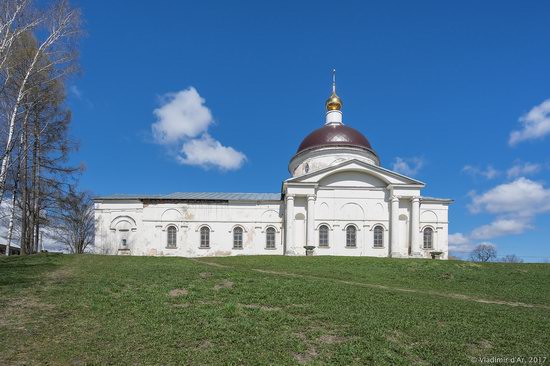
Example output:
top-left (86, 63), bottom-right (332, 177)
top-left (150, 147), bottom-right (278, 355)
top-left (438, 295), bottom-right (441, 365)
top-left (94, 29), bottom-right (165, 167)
top-left (1, 254), bottom-right (549, 365)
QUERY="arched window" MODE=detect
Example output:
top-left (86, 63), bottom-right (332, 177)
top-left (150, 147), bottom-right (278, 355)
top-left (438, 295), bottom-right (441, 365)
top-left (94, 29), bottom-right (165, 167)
top-left (200, 226), bottom-right (210, 248)
top-left (266, 227), bottom-right (276, 249)
top-left (233, 227), bottom-right (243, 249)
top-left (373, 225), bottom-right (384, 248)
top-left (346, 225), bottom-right (357, 248)
top-left (319, 225), bottom-right (329, 247)
top-left (423, 227), bottom-right (433, 249)
top-left (167, 226), bottom-right (177, 248)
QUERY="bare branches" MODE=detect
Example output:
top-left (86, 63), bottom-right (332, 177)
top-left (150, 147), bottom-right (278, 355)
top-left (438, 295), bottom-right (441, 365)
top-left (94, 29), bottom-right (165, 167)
top-left (0, 0), bottom-right (82, 255)
top-left (470, 244), bottom-right (497, 262)
top-left (47, 188), bottom-right (94, 254)
top-left (0, 0), bottom-right (81, 207)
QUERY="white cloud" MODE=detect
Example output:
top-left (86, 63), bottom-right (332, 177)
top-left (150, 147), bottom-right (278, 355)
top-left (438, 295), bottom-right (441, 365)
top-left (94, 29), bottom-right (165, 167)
top-left (509, 99), bottom-right (550, 146)
top-left (392, 157), bottom-right (424, 176)
top-left (468, 177), bottom-right (550, 217)
top-left (463, 177), bottom-right (550, 241)
top-left (152, 87), bottom-right (213, 144)
top-left (506, 161), bottom-right (541, 178)
top-left (448, 233), bottom-right (473, 253)
top-left (470, 219), bottom-right (532, 240)
top-left (151, 87), bottom-right (247, 170)
top-left (462, 165), bottom-right (500, 180)
top-left (456, 167), bottom-right (550, 248)
top-left (448, 233), bottom-right (499, 255)
top-left (178, 134), bottom-right (246, 171)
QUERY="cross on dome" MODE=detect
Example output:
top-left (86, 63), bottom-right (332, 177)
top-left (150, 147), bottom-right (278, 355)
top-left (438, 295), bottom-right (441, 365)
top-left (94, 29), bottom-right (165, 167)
top-left (325, 69), bottom-right (343, 111)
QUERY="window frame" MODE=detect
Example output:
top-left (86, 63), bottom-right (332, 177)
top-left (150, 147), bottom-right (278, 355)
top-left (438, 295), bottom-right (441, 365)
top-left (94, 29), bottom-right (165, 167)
top-left (373, 225), bottom-right (384, 248)
top-left (166, 225), bottom-right (177, 249)
top-left (346, 225), bottom-right (357, 248)
top-left (233, 227), bottom-right (243, 249)
top-left (423, 227), bottom-right (434, 250)
top-left (265, 227), bottom-right (276, 249)
top-left (318, 225), bottom-right (329, 248)
top-left (200, 226), bottom-right (210, 249)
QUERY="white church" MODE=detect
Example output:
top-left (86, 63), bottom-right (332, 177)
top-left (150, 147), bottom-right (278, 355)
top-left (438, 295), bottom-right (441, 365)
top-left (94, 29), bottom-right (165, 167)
top-left (94, 77), bottom-right (452, 259)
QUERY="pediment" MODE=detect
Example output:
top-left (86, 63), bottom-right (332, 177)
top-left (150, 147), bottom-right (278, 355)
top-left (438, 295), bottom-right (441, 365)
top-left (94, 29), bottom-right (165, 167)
top-left (286, 159), bottom-right (425, 187)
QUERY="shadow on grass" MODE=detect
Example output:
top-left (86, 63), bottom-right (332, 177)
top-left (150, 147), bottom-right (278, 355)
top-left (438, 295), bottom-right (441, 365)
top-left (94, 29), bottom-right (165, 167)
top-left (0, 253), bottom-right (65, 287)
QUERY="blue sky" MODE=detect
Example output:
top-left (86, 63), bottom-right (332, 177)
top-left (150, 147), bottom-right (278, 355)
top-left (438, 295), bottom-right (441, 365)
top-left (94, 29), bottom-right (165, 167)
top-left (68, 1), bottom-right (550, 261)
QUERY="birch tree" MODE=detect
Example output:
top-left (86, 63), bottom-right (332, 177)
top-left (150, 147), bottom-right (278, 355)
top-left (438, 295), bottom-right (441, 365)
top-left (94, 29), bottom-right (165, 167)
top-left (0, 0), bottom-right (80, 208)
top-left (0, 0), bottom-right (81, 255)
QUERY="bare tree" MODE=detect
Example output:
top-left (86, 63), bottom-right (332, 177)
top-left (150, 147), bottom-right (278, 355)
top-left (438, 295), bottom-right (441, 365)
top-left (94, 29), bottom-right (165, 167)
top-left (470, 244), bottom-right (497, 262)
top-left (0, 0), bottom-right (80, 208)
top-left (0, 0), bottom-right (81, 255)
top-left (500, 254), bottom-right (524, 263)
top-left (47, 188), bottom-right (94, 254)
top-left (0, 0), bottom-right (40, 82)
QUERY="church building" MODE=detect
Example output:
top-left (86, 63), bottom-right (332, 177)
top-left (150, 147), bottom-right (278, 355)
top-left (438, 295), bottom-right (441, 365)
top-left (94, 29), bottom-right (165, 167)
top-left (94, 77), bottom-right (452, 258)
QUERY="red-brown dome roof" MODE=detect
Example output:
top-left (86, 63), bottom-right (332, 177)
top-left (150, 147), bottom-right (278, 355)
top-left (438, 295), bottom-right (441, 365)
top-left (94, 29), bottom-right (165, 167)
top-left (296, 124), bottom-right (376, 154)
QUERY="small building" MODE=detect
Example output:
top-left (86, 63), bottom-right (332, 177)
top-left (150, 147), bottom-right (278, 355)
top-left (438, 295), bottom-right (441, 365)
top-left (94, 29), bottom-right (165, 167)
top-left (0, 244), bottom-right (21, 256)
top-left (94, 80), bottom-right (452, 258)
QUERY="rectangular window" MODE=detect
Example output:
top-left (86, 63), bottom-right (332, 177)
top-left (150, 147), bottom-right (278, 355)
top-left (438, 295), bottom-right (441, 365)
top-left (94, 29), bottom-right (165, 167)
top-left (346, 228), bottom-right (357, 248)
top-left (233, 231), bottom-right (243, 249)
top-left (200, 228), bottom-right (210, 248)
top-left (373, 228), bottom-right (383, 248)
top-left (266, 229), bottom-right (276, 249)
top-left (423, 228), bottom-right (433, 249)
top-left (423, 235), bottom-right (432, 249)
top-left (319, 227), bottom-right (329, 247)
top-left (167, 227), bottom-right (177, 248)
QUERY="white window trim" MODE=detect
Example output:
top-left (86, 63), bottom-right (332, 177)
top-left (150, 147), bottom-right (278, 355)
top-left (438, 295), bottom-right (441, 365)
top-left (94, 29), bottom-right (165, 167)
top-left (232, 227), bottom-right (244, 250)
top-left (166, 225), bottom-right (178, 249)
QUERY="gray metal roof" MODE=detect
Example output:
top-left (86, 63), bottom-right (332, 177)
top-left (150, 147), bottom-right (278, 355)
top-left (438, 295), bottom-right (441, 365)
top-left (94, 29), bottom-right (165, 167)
top-left (95, 192), bottom-right (282, 202)
top-left (421, 196), bottom-right (454, 203)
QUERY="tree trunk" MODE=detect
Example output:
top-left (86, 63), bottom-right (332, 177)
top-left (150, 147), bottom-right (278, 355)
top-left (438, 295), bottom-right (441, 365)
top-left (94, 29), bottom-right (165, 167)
top-left (5, 177), bottom-right (19, 257)
top-left (0, 47), bottom-right (41, 206)
top-left (32, 108), bottom-right (41, 253)
top-left (19, 103), bottom-right (29, 255)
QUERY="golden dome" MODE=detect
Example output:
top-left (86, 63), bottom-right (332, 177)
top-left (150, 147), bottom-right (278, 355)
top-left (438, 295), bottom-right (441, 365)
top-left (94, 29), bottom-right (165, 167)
top-left (325, 92), bottom-right (342, 111)
top-left (325, 69), bottom-right (342, 111)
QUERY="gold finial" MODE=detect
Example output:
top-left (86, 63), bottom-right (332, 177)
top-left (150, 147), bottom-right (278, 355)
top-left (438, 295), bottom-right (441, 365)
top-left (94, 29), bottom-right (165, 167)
top-left (325, 69), bottom-right (342, 111)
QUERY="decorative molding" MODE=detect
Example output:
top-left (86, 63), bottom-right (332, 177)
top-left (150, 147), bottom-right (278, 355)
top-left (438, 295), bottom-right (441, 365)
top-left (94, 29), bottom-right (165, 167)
top-left (370, 223), bottom-right (388, 231)
top-left (342, 223), bottom-right (360, 231)
top-left (195, 224), bottom-right (214, 232)
top-left (261, 225), bottom-right (280, 233)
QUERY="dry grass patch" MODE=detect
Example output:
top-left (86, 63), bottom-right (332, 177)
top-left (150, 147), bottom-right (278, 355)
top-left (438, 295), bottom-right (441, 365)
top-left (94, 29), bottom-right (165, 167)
top-left (293, 346), bottom-right (319, 365)
top-left (169, 288), bottom-right (188, 297)
top-left (318, 334), bottom-right (346, 344)
top-left (213, 279), bottom-right (233, 291)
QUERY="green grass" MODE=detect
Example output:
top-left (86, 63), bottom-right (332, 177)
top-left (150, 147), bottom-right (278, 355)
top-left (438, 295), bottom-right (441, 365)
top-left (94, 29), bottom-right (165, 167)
top-left (0, 255), bottom-right (549, 365)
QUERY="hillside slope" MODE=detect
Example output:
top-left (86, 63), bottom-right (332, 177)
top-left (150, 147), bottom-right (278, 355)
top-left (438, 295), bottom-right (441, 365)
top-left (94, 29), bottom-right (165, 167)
top-left (1, 254), bottom-right (549, 365)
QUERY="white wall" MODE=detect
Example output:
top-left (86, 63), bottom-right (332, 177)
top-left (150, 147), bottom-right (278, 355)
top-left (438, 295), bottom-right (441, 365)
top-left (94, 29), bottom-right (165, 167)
top-left (95, 201), bottom-right (284, 257)
top-left (94, 164), bottom-right (450, 259)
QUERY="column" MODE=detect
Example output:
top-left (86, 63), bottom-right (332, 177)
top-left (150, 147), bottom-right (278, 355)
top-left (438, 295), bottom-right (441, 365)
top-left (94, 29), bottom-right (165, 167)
top-left (390, 195), bottom-right (400, 257)
top-left (306, 195), bottom-right (316, 247)
top-left (410, 197), bottom-right (420, 256)
top-left (285, 195), bottom-right (294, 252)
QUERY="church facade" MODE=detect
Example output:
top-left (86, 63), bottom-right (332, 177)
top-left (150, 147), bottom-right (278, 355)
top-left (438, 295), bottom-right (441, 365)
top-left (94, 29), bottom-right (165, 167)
top-left (94, 80), bottom-right (452, 258)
